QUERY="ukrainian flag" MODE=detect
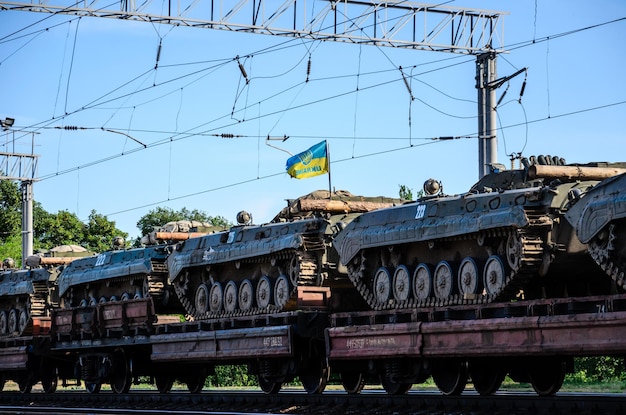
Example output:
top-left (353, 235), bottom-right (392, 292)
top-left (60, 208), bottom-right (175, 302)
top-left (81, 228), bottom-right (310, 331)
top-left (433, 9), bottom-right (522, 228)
top-left (286, 140), bottom-right (329, 179)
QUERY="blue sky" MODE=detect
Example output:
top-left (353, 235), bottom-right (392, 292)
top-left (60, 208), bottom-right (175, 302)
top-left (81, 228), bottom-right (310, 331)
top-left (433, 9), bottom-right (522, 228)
top-left (1, 1), bottom-right (624, 238)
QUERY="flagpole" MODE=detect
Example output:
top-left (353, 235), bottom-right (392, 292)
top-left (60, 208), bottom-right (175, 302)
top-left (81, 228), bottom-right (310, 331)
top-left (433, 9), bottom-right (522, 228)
top-left (326, 140), bottom-right (332, 200)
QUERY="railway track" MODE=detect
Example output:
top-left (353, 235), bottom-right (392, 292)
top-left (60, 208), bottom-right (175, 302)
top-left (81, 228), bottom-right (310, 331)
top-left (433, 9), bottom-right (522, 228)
top-left (0, 390), bottom-right (624, 415)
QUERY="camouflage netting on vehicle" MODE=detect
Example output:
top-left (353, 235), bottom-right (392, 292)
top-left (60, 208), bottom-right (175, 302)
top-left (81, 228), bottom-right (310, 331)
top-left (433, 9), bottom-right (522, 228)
top-left (272, 190), bottom-right (404, 222)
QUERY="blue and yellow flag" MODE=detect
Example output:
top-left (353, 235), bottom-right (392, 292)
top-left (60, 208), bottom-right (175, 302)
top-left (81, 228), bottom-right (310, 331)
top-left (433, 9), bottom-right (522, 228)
top-left (286, 140), bottom-right (329, 179)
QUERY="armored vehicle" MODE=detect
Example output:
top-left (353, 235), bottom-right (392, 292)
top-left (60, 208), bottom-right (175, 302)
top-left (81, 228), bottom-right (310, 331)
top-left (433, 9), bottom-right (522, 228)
top-left (56, 222), bottom-right (226, 313)
top-left (167, 190), bottom-right (401, 319)
top-left (566, 172), bottom-right (626, 288)
top-left (0, 245), bottom-right (91, 337)
top-left (333, 157), bottom-right (626, 310)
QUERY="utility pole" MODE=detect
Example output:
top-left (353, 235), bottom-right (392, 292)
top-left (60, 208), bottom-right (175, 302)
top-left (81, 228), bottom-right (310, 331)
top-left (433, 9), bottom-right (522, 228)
top-left (1, 120), bottom-right (38, 267)
top-left (476, 51), bottom-right (498, 178)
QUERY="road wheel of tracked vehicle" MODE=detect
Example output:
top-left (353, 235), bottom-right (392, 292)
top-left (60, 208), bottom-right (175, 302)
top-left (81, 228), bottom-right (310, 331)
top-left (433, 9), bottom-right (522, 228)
top-left (469, 359), bottom-right (505, 395)
top-left (98, 296), bottom-right (107, 304)
top-left (0, 310), bottom-right (8, 335)
top-left (120, 292), bottom-right (131, 301)
top-left (85, 382), bottom-right (101, 394)
top-left (373, 267), bottom-right (392, 305)
top-left (274, 275), bottom-right (291, 308)
top-left (393, 265), bottom-right (411, 302)
top-left (458, 257), bottom-right (480, 297)
top-left (238, 279), bottom-right (254, 311)
top-left (413, 264), bottom-right (433, 301)
top-left (193, 283), bottom-right (209, 315)
top-left (483, 256), bottom-right (507, 295)
top-left (340, 372), bottom-right (366, 394)
top-left (506, 232), bottom-right (523, 272)
top-left (223, 281), bottom-right (239, 313)
top-left (18, 309), bottom-right (29, 334)
top-left (256, 276), bottom-right (273, 309)
top-left (528, 358), bottom-right (566, 396)
top-left (433, 261), bottom-right (454, 300)
top-left (8, 308), bottom-right (18, 334)
top-left (258, 375), bottom-right (282, 394)
top-left (209, 282), bottom-right (223, 313)
top-left (111, 348), bottom-right (132, 394)
top-left (155, 375), bottom-right (174, 393)
top-left (432, 359), bottom-right (468, 396)
top-left (300, 362), bottom-right (329, 394)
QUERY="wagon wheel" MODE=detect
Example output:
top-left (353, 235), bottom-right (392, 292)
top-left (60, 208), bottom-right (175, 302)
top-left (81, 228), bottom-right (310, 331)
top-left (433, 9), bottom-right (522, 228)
top-left (528, 358), bottom-right (566, 396)
top-left (340, 372), bottom-right (366, 394)
top-left (223, 281), bottom-right (239, 313)
top-left (432, 359), bottom-right (468, 396)
top-left (41, 362), bottom-right (58, 394)
top-left (433, 261), bottom-right (454, 299)
top-left (273, 275), bottom-right (291, 308)
top-left (256, 276), bottom-right (273, 309)
top-left (111, 348), bottom-right (132, 394)
top-left (458, 257), bottom-right (480, 296)
top-left (18, 309), bottom-right (29, 334)
top-left (17, 377), bottom-right (32, 394)
top-left (194, 284), bottom-right (209, 314)
top-left (85, 382), bottom-right (101, 394)
top-left (392, 265), bottom-right (411, 302)
top-left (155, 375), bottom-right (174, 393)
top-left (300, 361), bottom-right (329, 394)
top-left (469, 359), bottom-right (505, 395)
top-left (238, 279), bottom-right (254, 311)
top-left (373, 267), bottom-right (392, 305)
top-left (380, 375), bottom-right (412, 395)
top-left (7, 308), bottom-right (18, 334)
top-left (0, 310), bottom-right (8, 335)
top-left (412, 264), bottom-right (432, 301)
top-left (209, 282), bottom-right (223, 313)
top-left (483, 256), bottom-right (507, 295)
top-left (186, 371), bottom-right (207, 394)
top-left (258, 375), bottom-right (282, 394)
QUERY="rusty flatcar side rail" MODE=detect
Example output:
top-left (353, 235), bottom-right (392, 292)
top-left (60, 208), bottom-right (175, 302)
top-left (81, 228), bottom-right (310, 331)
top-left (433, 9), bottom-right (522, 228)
top-left (327, 294), bottom-right (626, 360)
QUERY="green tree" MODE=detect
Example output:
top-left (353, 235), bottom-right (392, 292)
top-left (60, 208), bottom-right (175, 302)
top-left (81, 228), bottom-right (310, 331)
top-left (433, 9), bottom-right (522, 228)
top-left (0, 234), bottom-right (23, 265)
top-left (398, 184), bottom-right (413, 201)
top-left (136, 206), bottom-right (230, 236)
top-left (0, 179), bottom-right (21, 241)
top-left (84, 210), bottom-right (128, 252)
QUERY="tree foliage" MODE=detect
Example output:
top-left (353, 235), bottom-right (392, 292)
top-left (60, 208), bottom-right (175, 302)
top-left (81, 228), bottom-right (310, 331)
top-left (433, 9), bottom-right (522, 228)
top-left (0, 180), bottom-right (21, 241)
top-left (0, 180), bottom-right (128, 264)
top-left (136, 206), bottom-right (230, 236)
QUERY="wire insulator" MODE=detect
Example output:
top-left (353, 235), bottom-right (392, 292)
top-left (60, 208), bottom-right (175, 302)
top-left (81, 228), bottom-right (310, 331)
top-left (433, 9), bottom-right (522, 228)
top-left (238, 61), bottom-right (248, 83)
top-left (306, 57), bottom-right (312, 82)
top-left (399, 66), bottom-right (414, 101)
top-left (519, 80), bottom-right (527, 97)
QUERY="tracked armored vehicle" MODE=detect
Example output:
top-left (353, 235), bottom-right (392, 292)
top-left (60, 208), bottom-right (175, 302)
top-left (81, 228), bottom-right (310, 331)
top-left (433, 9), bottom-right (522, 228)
top-left (334, 157), bottom-right (626, 310)
top-left (566, 172), bottom-right (626, 288)
top-left (0, 245), bottom-right (91, 337)
top-left (167, 190), bottom-right (401, 320)
top-left (57, 222), bottom-right (224, 312)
